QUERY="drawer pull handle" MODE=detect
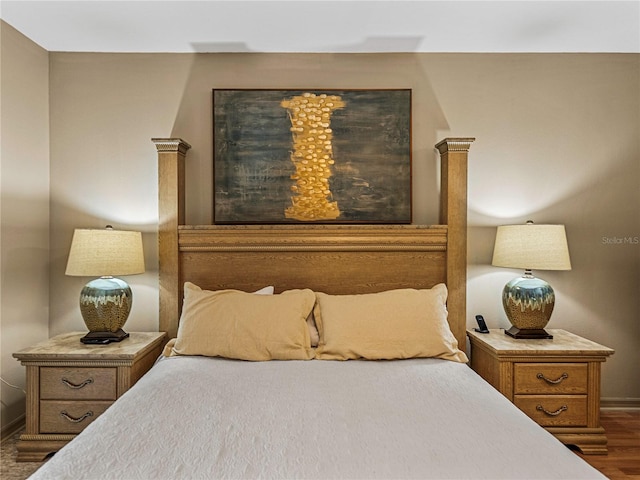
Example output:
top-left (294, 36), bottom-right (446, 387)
top-left (536, 404), bottom-right (568, 416)
top-left (536, 372), bottom-right (568, 384)
top-left (60, 410), bottom-right (93, 423)
top-left (61, 377), bottom-right (94, 389)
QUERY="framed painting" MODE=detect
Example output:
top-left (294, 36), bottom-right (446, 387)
top-left (213, 89), bottom-right (411, 224)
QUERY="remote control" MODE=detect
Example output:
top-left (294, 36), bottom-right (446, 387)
top-left (474, 315), bottom-right (490, 333)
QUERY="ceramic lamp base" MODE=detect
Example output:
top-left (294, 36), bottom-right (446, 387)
top-left (79, 277), bottom-right (132, 343)
top-left (502, 272), bottom-right (555, 339)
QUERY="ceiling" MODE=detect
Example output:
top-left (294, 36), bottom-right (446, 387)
top-left (1, 1), bottom-right (639, 53)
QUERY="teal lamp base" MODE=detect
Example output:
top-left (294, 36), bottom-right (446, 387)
top-left (502, 271), bottom-right (555, 340)
top-left (78, 277), bottom-right (132, 344)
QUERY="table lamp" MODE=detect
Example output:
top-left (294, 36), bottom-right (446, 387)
top-left (491, 221), bottom-right (571, 339)
top-left (65, 225), bottom-right (145, 344)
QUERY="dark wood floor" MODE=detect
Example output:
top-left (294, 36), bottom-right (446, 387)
top-left (575, 410), bottom-right (640, 479)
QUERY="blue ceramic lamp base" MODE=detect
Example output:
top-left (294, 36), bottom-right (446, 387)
top-left (502, 271), bottom-right (555, 339)
top-left (78, 276), bottom-right (133, 344)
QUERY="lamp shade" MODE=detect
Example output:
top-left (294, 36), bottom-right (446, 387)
top-left (492, 223), bottom-right (571, 271)
top-left (66, 228), bottom-right (145, 277)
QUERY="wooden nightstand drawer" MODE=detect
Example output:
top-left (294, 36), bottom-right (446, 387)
top-left (515, 395), bottom-right (587, 426)
top-left (514, 363), bottom-right (588, 394)
top-left (41, 367), bottom-right (117, 400)
top-left (40, 400), bottom-right (112, 434)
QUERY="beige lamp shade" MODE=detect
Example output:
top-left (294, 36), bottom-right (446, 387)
top-left (492, 223), bottom-right (571, 271)
top-left (66, 227), bottom-right (145, 277)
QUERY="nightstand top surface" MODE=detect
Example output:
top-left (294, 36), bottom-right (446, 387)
top-left (467, 329), bottom-right (614, 357)
top-left (13, 331), bottom-right (166, 362)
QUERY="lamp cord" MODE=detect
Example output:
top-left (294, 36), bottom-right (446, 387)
top-left (0, 377), bottom-right (26, 394)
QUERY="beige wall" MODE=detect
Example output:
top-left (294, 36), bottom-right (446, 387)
top-left (1, 41), bottom-right (638, 429)
top-left (0, 22), bottom-right (50, 433)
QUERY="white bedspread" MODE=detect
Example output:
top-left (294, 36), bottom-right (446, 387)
top-left (31, 357), bottom-right (605, 480)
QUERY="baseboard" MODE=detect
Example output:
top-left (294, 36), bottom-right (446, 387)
top-left (1, 414), bottom-right (25, 442)
top-left (601, 397), bottom-right (640, 410)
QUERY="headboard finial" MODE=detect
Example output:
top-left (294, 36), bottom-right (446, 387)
top-left (435, 138), bottom-right (475, 154)
top-left (152, 138), bottom-right (192, 154)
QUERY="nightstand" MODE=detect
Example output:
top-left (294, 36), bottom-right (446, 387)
top-left (13, 331), bottom-right (166, 461)
top-left (467, 329), bottom-right (614, 455)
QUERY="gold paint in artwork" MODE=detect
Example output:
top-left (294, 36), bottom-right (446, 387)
top-left (281, 93), bottom-right (345, 221)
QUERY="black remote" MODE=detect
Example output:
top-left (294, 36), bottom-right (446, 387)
top-left (475, 315), bottom-right (490, 333)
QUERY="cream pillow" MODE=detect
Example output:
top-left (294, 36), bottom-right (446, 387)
top-left (172, 282), bottom-right (315, 361)
top-left (163, 285), bottom-right (274, 356)
top-left (314, 284), bottom-right (468, 362)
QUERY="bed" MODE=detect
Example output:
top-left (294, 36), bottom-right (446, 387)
top-left (29, 138), bottom-right (605, 479)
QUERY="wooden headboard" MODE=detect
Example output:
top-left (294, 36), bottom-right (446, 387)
top-left (153, 138), bottom-right (474, 352)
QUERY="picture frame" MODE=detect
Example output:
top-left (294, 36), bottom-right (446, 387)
top-left (213, 89), bottom-right (411, 224)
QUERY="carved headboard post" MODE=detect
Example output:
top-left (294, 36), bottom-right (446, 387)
top-left (153, 138), bottom-right (191, 338)
top-left (436, 138), bottom-right (474, 348)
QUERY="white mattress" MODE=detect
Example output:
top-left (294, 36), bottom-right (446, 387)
top-left (30, 356), bottom-right (605, 480)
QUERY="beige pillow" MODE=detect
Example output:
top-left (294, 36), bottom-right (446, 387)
top-left (163, 285), bottom-right (274, 356)
top-left (172, 282), bottom-right (315, 361)
top-left (314, 284), bottom-right (468, 362)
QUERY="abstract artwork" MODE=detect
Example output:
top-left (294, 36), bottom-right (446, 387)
top-left (213, 89), bottom-right (411, 223)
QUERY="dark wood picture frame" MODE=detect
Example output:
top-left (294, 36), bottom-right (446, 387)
top-left (213, 89), bottom-right (412, 224)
